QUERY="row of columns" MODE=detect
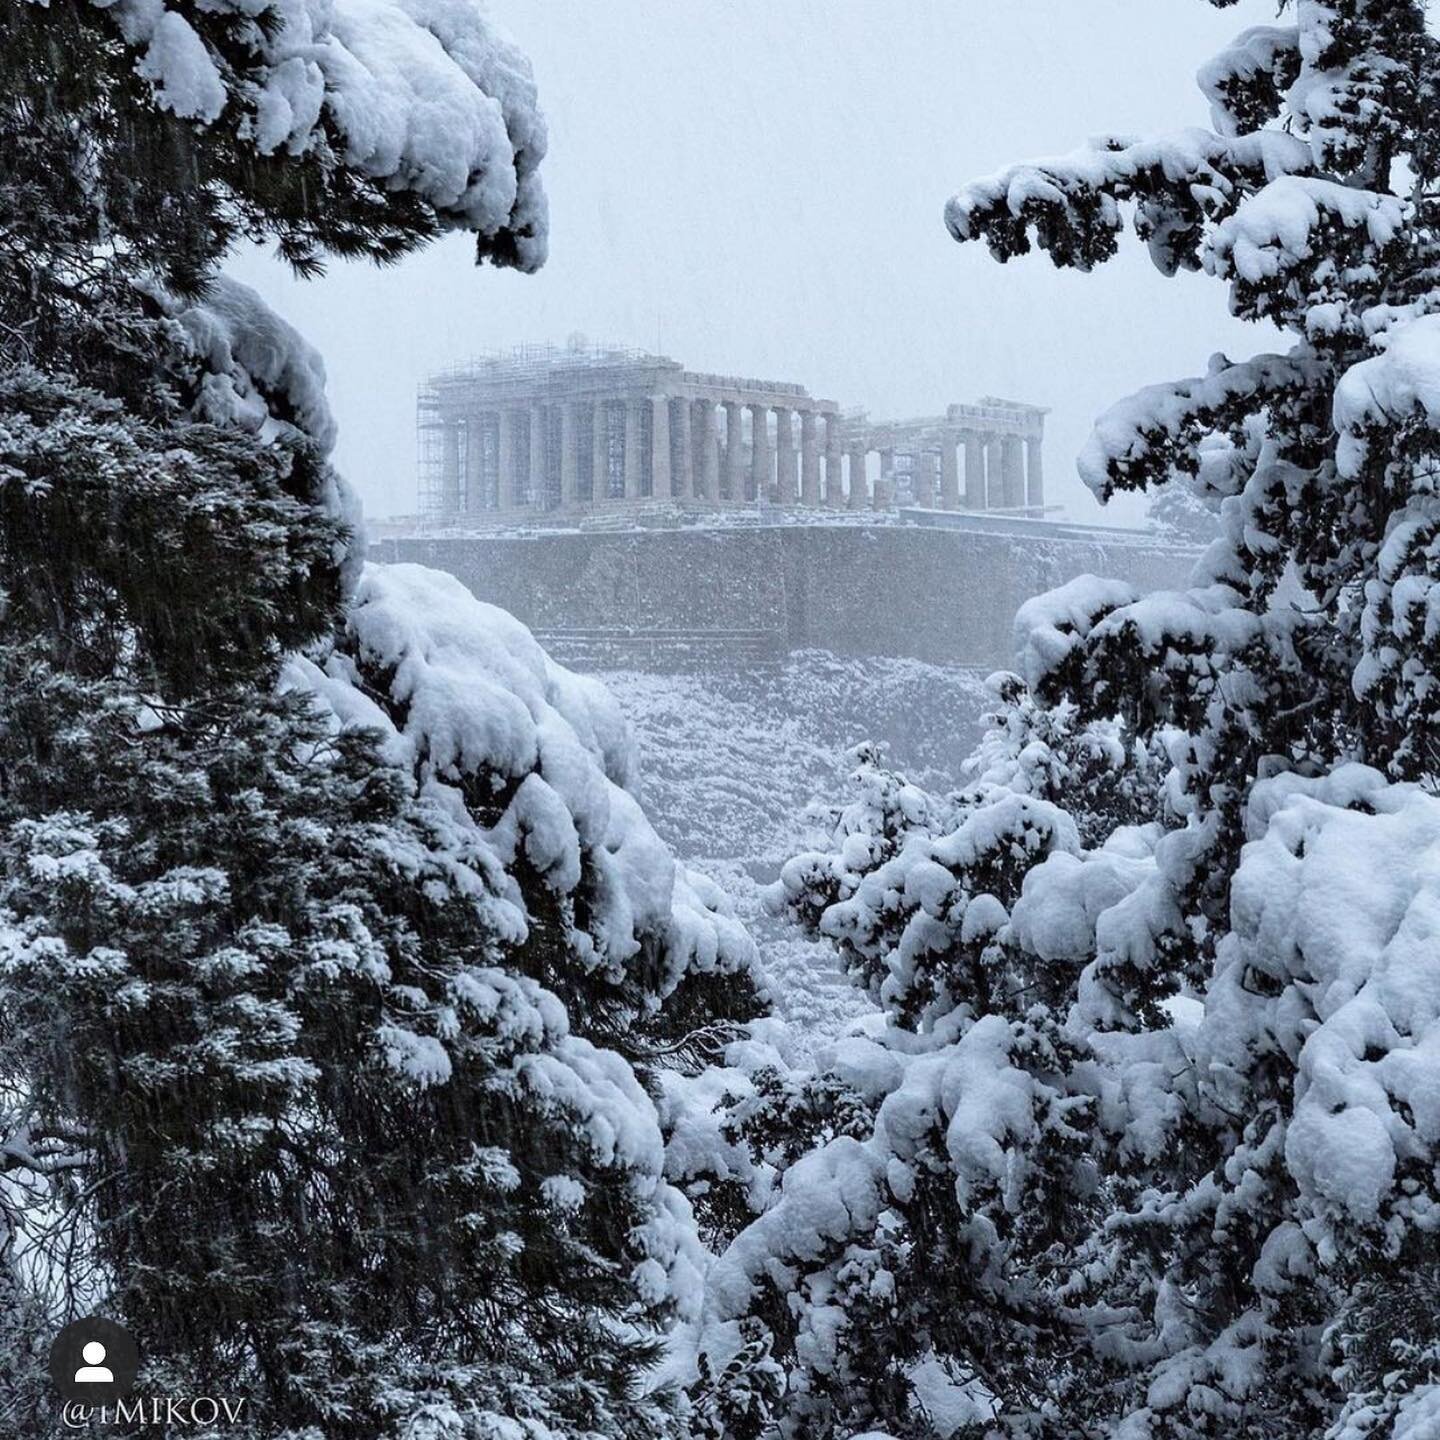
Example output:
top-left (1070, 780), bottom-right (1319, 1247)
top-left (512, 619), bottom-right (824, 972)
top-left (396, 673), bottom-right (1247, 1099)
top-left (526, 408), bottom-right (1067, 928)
top-left (857, 432), bottom-right (1042, 511)
top-left (438, 400), bottom-right (1043, 514)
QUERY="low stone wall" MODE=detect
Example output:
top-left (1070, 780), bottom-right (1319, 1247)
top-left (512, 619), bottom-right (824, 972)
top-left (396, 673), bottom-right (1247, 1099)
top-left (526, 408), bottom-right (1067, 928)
top-left (369, 521), bottom-right (1193, 669)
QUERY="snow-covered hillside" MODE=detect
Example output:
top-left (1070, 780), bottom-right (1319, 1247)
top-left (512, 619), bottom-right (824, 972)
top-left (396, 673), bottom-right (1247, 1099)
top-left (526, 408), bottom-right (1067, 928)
top-left (596, 652), bottom-right (992, 1045)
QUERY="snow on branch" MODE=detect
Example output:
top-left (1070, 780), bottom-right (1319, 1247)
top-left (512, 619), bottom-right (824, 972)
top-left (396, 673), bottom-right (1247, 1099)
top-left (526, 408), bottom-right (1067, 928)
top-left (1207, 765), bottom-right (1440, 1249)
top-left (945, 129), bottom-right (1313, 276)
top-left (704, 1015), bottom-right (1046, 1320)
top-left (1207, 176), bottom-right (1405, 288)
top-left (289, 563), bottom-right (760, 1013)
top-left (1205, 176), bottom-right (1409, 334)
top-left (168, 275), bottom-right (337, 455)
top-left (1078, 350), bottom-right (1330, 500)
top-left (1335, 314), bottom-right (1440, 481)
top-left (1197, 25), bottom-right (1301, 138)
top-left (154, 273), bottom-right (367, 585)
top-left (1013, 575), bottom-right (1141, 692)
top-left (1338, 318), bottom-right (1440, 762)
top-left (1014, 574), bottom-right (1316, 744)
top-left (68, 0), bottom-right (548, 266)
top-left (1289, 0), bottom-right (1416, 179)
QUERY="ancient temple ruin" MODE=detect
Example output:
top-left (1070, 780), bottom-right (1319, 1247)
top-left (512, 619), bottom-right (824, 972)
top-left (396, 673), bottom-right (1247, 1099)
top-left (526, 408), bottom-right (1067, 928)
top-left (417, 340), bottom-right (1047, 522)
top-left (857, 401), bottom-right (1048, 511)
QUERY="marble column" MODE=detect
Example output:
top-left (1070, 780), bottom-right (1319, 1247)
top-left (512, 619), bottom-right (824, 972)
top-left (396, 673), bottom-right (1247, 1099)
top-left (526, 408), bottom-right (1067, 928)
top-left (915, 450), bottom-right (939, 509)
top-left (498, 408), bottom-right (519, 508)
top-left (825, 416), bottom-right (844, 506)
top-left (560, 403), bottom-right (580, 505)
top-left (774, 405), bottom-right (797, 504)
top-left (528, 405), bottom-right (547, 507)
top-left (847, 444), bottom-right (868, 509)
top-left (750, 403), bottom-right (772, 501)
top-left (1026, 436), bottom-right (1045, 508)
top-left (964, 433), bottom-right (986, 510)
top-left (623, 400), bottom-right (643, 499)
top-left (465, 416), bottom-right (486, 514)
top-left (650, 395), bottom-right (672, 498)
top-left (591, 402), bottom-right (609, 503)
top-left (799, 411), bottom-right (821, 506)
top-left (987, 436), bottom-right (1005, 508)
top-left (697, 400), bottom-right (720, 500)
top-left (1002, 435), bottom-right (1025, 507)
top-left (940, 438), bottom-right (960, 510)
top-left (723, 401), bottom-right (744, 502)
top-left (672, 396), bottom-right (694, 499)
top-left (440, 421), bottom-right (461, 514)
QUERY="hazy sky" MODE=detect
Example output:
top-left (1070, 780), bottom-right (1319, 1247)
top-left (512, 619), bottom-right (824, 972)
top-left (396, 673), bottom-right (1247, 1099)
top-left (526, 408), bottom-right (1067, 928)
top-left (230, 0), bottom-right (1279, 526)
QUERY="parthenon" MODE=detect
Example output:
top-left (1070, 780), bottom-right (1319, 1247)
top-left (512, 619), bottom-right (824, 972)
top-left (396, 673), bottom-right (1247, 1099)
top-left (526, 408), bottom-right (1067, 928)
top-left (417, 340), bottom-right (1047, 522)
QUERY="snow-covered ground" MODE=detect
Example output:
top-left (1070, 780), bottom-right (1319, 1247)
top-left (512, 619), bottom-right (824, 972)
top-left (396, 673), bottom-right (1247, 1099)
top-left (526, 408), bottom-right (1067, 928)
top-left (597, 651), bottom-right (992, 1045)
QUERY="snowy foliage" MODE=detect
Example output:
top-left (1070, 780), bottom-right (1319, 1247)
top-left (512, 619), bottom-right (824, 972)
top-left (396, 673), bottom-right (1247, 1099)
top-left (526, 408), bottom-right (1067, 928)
top-left (949, 4), bottom-right (1440, 1437)
top-left (166, 272), bottom-right (369, 583)
top-left (0, 671), bottom-right (712, 1437)
top-left (172, 272), bottom-right (338, 450)
top-left (46, 0), bottom-right (547, 268)
top-left (0, 366), bottom-right (346, 694)
top-left (696, 5), bottom-right (1440, 1438)
top-left (766, 676), bottom-right (1164, 1031)
top-left (681, 679), bottom-right (1170, 1439)
top-left (291, 562), bottom-right (764, 1058)
top-left (0, 2), bottom-right (769, 1436)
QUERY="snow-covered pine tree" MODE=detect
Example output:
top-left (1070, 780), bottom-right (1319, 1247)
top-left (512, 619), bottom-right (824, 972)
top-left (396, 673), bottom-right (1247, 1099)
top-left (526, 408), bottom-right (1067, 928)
top-left (699, 7), bottom-right (1440, 1437)
top-left (686, 680), bottom-right (1169, 1438)
top-left (0, 4), bottom-right (761, 1435)
top-left (941, 3), bottom-right (1440, 1436)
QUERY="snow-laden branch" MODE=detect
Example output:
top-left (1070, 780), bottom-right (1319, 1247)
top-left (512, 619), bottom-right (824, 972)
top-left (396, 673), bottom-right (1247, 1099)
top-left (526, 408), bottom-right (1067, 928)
top-left (1206, 175), bottom-right (1406, 288)
top-left (62, 0), bottom-right (549, 266)
top-left (1197, 25), bottom-right (1301, 138)
top-left (1211, 764), bottom-right (1440, 1248)
top-left (164, 275), bottom-right (335, 451)
top-left (1336, 313), bottom-right (1440, 480)
top-left (289, 563), bottom-right (762, 1017)
top-left (1079, 349), bottom-right (1331, 499)
top-left (945, 128), bottom-right (1313, 276)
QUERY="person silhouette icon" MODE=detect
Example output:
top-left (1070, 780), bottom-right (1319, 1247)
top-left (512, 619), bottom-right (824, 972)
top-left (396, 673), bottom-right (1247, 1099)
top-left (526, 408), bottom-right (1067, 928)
top-left (50, 1316), bottom-right (138, 1401)
top-left (73, 1341), bottom-right (114, 1384)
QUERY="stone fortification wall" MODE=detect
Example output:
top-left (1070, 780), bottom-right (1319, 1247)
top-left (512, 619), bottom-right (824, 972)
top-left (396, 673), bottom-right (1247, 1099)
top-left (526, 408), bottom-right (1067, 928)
top-left (370, 521), bottom-right (1192, 669)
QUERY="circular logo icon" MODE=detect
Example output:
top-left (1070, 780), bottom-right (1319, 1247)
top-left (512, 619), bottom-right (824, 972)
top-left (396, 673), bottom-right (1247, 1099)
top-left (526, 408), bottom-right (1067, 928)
top-left (48, 1316), bottom-right (140, 1403)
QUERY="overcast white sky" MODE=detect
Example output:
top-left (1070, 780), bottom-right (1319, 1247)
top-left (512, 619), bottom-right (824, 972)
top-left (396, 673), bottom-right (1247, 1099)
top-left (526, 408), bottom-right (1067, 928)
top-left (230, 0), bottom-right (1279, 526)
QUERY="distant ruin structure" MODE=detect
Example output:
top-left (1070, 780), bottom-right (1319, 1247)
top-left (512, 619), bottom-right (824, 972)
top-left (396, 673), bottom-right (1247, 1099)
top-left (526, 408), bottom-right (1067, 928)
top-left (417, 341), bottom-right (1047, 522)
top-left (857, 401), bottom-right (1048, 512)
